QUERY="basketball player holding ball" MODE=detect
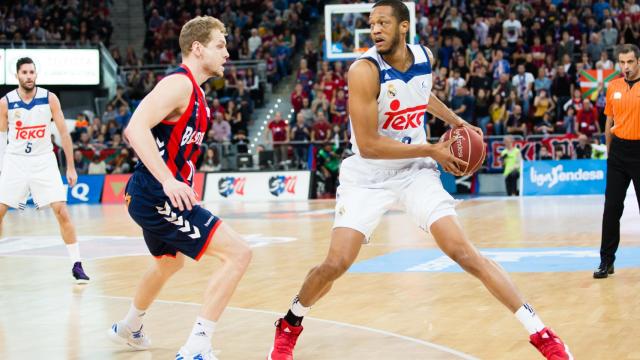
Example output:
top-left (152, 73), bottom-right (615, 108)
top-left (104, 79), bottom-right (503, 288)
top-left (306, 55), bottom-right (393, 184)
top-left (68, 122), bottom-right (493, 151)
top-left (267, 1), bottom-right (572, 359)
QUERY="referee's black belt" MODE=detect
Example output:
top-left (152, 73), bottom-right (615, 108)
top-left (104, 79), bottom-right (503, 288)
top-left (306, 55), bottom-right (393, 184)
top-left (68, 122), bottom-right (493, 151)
top-left (612, 135), bottom-right (640, 144)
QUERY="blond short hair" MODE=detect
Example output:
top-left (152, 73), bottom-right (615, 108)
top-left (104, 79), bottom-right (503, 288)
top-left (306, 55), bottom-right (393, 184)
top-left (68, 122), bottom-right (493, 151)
top-left (179, 16), bottom-right (226, 56)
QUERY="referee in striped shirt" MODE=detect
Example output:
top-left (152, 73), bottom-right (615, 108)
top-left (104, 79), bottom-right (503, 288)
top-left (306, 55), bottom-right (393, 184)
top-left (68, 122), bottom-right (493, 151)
top-left (594, 44), bottom-right (640, 279)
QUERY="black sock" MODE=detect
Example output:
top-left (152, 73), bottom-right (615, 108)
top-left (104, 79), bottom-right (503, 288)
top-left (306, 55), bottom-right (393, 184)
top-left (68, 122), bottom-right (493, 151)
top-left (284, 310), bottom-right (303, 327)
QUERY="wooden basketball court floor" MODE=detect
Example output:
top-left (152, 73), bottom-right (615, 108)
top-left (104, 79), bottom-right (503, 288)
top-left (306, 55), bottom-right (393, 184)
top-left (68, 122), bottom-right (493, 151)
top-left (1, 195), bottom-right (639, 359)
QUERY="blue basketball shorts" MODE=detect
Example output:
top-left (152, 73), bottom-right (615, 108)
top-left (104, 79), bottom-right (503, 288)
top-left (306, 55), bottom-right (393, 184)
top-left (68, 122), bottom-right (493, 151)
top-left (125, 171), bottom-right (221, 260)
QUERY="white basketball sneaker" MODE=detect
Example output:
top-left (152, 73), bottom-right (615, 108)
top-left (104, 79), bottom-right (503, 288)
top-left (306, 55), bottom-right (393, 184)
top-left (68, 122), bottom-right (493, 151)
top-left (175, 346), bottom-right (218, 360)
top-left (107, 321), bottom-right (151, 350)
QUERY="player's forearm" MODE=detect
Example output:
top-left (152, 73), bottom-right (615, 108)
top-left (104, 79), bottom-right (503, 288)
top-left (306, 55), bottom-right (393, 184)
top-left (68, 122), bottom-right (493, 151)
top-left (124, 123), bottom-right (173, 184)
top-left (358, 135), bottom-right (430, 159)
top-left (428, 94), bottom-right (464, 126)
top-left (605, 116), bottom-right (613, 150)
top-left (453, 105), bottom-right (466, 114)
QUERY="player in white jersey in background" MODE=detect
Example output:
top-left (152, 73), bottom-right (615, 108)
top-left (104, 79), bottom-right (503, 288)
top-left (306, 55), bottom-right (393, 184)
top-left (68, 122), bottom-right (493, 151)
top-left (268, 1), bottom-right (571, 360)
top-left (0, 57), bottom-right (89, 284)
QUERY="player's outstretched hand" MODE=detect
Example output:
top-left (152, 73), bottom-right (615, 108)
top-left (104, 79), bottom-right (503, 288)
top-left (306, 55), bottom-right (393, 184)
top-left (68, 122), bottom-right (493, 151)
top-left (457, 119), bottom-right (483, 138)
top-left (431, 137), bottom-right (467, 176)
top-left (162, 178), bottom-right (197, 211)
top-left (66, 168), bottom-right (78, 187)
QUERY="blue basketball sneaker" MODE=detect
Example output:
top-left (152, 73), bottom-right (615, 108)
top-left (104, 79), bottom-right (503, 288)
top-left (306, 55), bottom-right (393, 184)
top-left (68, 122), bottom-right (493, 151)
top-left (107, 321), bottom-right (151, 350)
top-left (176, 347), bottom-right (218, 360)
top-left (72, 261), bottom-right (90, 284)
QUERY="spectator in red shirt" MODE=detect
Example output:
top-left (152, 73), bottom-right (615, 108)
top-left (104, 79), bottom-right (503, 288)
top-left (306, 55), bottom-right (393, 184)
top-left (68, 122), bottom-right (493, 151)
top-left (332, 62), bottom-right (347, 91)
top-left (321, 71), bottom-right (337, 101)
top-left (575, 99), bottom-right (601, 137)
top-left (317, 61), bottom-right (331, 83)
top-left (266, 112), bottom-right (289, 168)
top-left (210, 98), bottom-right (226, 118)
top-left (531, 36), bottom-right (546, 69)
top-left (290, 83), bottom-right (308, 115)
top-left (330, 89), bottom-right (348, 125)
top-left (311, 111), bottom-right (332, 143)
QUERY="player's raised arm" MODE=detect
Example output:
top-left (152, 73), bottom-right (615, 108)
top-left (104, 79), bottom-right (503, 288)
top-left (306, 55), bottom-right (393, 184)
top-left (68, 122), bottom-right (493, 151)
top-left (123, 74), bottom-right (197, 210)
top-left (0, 97), bottom-right (7, 172)
top-left (348, 59), bottom-right (465, 173)
top-left (49, 92), bottom-right (77, 186)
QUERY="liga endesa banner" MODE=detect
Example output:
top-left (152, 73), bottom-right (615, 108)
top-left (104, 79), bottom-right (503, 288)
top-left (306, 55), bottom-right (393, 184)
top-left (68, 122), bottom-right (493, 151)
top-left (522, 159), bottom-right (607, 196)
top-left (102, 173), bottom-right (206, 204)
top-left (487, 134), bottom-right (579, 173)
top-left (203, 171), bottom-right (311, 202)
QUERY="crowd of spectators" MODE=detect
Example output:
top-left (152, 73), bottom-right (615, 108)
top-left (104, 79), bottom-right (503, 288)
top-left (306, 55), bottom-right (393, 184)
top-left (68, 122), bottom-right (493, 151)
top-left (0, 1), bottom-right (113, 47)
top-left (418, 0), bottom-right (637, 145)
top-left (281, 0), bottom-right (637, 178)
top-left (67, 0), bottom-right (327, 176)
top-left (137, 0), bottom-right (321, 79)
top-left (14, 0), bottom-right (637, 190)
top-left (257, 0), bottom-right (639, 195)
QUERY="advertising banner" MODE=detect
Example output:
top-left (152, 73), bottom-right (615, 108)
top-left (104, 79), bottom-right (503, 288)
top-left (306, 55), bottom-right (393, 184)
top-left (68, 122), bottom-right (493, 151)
top-left (102, 172), bottom-right (206, 204)
top-left (102, 174), bottom-right (132, 204)
top-left (522, 159), bottom-right (607, 196)
top-left (62, 175), bottom-right (104, 204)
top-left (203, 171), bottom-right (311, 202)
top-left (4, 48), bottom-right (100, 85)
top-left (193, 172), bottom-right (205, 201)
top-left (487, 134), bottom-right (579, 173)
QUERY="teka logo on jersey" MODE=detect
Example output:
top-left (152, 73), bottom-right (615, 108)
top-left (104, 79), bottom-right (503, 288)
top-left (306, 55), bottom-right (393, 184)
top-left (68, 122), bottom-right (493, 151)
top-left (181, 126), bottom-right (205, 146)
top-left (382, 104), bottom-right (427, 131)
top-left (218, 177), bottom-right (246, 197)
top-left (269, 175), bottom-right (297, 196)
top-left (15, 120), bottom-right (46, 140)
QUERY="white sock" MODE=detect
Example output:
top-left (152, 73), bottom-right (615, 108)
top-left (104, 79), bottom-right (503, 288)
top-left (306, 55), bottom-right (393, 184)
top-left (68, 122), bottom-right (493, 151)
top-left (122, 304), bottom-right (146, 331)
top-left (66, 243), bottom-right (81, 264)
top-left (183, 316), bottom-right (216, 353)
top-left (515, 303), bottom-right (546, 335)
top-left (290, 296), bottom-right (310, 317)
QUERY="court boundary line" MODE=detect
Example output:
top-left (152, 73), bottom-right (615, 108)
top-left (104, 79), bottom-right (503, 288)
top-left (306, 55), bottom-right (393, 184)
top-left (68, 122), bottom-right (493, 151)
top-left (88, 294), bottom-right (478, 360)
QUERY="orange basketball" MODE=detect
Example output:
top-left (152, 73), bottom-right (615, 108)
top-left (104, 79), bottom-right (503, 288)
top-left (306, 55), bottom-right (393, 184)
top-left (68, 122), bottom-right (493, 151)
top-left (440, 127), bottom-right (486, 175)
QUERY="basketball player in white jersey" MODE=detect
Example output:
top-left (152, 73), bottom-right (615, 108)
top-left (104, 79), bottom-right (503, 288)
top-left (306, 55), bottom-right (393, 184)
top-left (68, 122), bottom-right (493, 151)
top-left (0, 57), bottom-right (90, 284)
top-left (268, 2), bottom-right (571, 359)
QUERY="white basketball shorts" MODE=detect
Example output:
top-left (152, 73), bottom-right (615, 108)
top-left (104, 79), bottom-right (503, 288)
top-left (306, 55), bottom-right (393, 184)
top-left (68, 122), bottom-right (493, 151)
top-left (333, 156), bottom-right (457, 241)
top-left (0, 152), bottom-right (67, 209)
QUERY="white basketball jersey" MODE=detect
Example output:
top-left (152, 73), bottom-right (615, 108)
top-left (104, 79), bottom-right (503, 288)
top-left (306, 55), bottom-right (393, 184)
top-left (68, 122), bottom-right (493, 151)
top-left (350, 44), bottom-right (433, 168)
top-left (5, 87), bottom-right (53, 156)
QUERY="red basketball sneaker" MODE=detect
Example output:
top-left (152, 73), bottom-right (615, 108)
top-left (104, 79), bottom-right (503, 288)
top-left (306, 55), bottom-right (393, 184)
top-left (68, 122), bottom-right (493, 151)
top-left (529, 328), bottom-right (573, 359)
top-left (267, 318), bottom-right (303, 360)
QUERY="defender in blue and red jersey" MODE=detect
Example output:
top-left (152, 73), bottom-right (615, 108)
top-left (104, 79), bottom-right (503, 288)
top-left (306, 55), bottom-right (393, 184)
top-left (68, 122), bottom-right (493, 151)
top-left (107, 16), bottom-right (251, 360)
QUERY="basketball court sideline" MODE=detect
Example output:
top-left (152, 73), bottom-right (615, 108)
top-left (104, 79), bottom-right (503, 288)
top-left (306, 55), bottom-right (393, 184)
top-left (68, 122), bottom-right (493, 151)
top-left (1, 195), bottom-right (639, 359)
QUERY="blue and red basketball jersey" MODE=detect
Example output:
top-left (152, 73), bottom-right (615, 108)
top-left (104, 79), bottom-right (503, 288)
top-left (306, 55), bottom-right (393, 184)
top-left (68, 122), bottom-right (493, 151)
top-left (137, 64), bottom-right (209, 186)
top-left (126, 64), bottom-right (221, 260)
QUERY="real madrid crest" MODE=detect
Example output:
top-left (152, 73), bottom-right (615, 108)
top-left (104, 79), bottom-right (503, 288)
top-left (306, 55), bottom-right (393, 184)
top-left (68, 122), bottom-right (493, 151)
top-left (387, 84), bottom-right (397, 98)
top-left (14, 110), bottom-right (22, 119)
